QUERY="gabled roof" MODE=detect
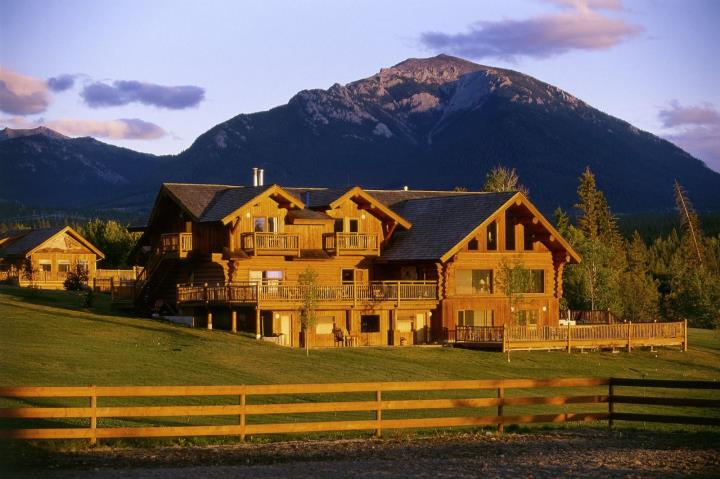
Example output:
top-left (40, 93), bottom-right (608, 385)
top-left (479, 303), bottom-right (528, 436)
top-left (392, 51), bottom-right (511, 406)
top-left (0, 226), bottom-right (104, 258)
top-left (380, 192), bottom-right (517, 261)
top-left (160, 183), bottom-right (304, 224)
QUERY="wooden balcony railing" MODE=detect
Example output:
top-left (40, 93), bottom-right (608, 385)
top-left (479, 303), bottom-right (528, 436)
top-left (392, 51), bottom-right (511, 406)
top-left (242, 233), bottom-right (300, 256)
top-left (176, 281), bottom-right (438, 305)
top-left (324, 233), bottom-right (379, 255)
top-left (161, 233), bottom-right (193, 258)
top-left (447, 321), bottom-right (687, 352)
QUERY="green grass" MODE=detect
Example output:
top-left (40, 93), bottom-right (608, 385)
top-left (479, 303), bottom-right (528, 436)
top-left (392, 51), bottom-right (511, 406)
top-left (0, 285), bottom-right (718, 448)
top-left (1, 285), bottom-right (718, 386)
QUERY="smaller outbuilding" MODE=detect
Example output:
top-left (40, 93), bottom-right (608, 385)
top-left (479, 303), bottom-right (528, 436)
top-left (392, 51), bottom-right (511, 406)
top-left (0, 226), bottom-right (105, 289)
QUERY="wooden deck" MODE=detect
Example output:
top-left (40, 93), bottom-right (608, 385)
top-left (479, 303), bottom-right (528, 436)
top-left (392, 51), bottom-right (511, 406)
top-left (449, 321), bottom-right (687, 352)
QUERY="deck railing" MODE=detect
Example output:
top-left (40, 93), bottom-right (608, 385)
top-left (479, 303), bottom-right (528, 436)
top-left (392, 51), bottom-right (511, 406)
top-left (324, 233), bottom-right (379, 255)
top-left (242, 233), bottom-right (300, 256)
top-left (448, 321), bottom-right (687, 352)
top-left (161, 233), bottom-right (193, 258)
top-left (177, 281), bottom-right (437, 305)
top-left (1, 377), bottom-right (717, 444)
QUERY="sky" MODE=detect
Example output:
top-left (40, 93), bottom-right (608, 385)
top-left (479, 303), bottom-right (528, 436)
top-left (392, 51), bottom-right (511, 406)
top-left (1, 0), bottom-right (719, 171)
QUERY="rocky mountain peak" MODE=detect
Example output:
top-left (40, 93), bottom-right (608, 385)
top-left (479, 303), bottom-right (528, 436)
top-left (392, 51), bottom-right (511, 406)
top-left (0, 126), bottom-right (69, 141)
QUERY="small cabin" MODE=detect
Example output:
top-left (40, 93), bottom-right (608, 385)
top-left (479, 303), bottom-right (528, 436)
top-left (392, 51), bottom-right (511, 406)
top-left (0, 226), bottom-right (105, 289)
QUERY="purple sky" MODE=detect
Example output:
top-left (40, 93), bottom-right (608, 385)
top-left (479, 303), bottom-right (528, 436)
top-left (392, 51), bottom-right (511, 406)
top-left (1, 0), bottom-right (718, 171)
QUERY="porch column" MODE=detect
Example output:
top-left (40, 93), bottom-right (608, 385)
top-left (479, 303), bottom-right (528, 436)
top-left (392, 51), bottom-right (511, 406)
top-left (231, 310), bottom-right (237, 333)
top-left (207, 311), bottom-right (213, 330)
top-left (255, 308), bottom-right (261, 339)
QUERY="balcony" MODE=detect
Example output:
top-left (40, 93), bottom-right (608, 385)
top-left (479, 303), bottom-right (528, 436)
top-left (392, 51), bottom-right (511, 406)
top-left (161, 233), bottom-right (193, 259)
top-left (323, 233), bottom-right (379, 256)
top-left (176, 280), bottom-right (437, 306)
top-left (242, 233), bottom-right (300, 256)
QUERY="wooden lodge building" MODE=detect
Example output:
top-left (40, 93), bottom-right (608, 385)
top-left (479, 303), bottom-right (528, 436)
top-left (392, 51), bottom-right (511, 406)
top-left (132, 176), bottom-right (580, 348)
top-left (0, 226), bottom-right (105, 289)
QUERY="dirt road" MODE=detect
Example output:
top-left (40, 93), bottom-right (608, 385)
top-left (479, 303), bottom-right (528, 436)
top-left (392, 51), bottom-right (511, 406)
top-left (4, 429), bottom-right (719, 478)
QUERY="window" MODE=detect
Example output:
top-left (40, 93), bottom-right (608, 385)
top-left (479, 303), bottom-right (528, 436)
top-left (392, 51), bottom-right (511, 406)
top-left (57, 261), bottom-right (70, 273)
top-left (485, 221), bottom-right (496, 250)
top-left (456, 269), bottom-right (493, 294)
top-left (360, 315), bottom-right (380, 333)
top-left (341, 269), bottom-right (354, 283)
top-left (523, 270), bottom-right (544, 293)
top-left (468, 238), bottom-right (479, 250)
top-left (253, 217), bottom-right (266, 232)
top-left (505, 220), bottom-right (516, 250)
top-left (517, 310), bottom-right (539, 326)
top-left (457, 310), bottom-right (494, 327)
top-left (267, 217), bottom-right (279, 233)
top-left (38, 260), bottom-right (51, 272)
top-left (316, 316), bottom-right (334, 334)
top-left (250, 270), bottom-right (283, 284)
top-left (347, 219), bottom-right (359, 233)
top-left (77, 260), bottom-right (89, 271)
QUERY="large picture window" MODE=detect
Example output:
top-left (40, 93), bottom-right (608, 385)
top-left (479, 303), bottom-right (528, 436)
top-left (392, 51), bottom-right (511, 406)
top-left (456, 269), bottom-right (493, 294)
top-left (457, 310), bottom-right (494, 327)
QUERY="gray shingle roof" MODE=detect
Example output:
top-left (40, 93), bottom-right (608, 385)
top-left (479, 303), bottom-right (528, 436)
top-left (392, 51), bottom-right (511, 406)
top-left (0, 226), bottom-right (66, 257)
top-left (163, 183), bottom-right (233, 220)
top-left (379, 192), bottom-right (517, 261)
top-left (199, 185), bottom-right (272, 222)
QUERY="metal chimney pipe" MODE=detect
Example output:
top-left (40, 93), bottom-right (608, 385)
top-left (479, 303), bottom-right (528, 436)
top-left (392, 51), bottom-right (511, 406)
top-left (252, 167), bottom-right (258, 186)
top-left (258, 169), bottom-right (264, 186)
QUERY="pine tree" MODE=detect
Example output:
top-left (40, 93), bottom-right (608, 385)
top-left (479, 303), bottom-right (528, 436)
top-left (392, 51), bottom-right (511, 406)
top-left (674, 180), bottom-right (705, 267)
top-left (619, 232), bottom-right (659, 322)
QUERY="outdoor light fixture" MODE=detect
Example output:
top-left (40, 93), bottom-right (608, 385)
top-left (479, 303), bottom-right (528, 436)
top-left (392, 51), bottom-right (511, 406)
top-left (542, 306), bottom-right (547, 312)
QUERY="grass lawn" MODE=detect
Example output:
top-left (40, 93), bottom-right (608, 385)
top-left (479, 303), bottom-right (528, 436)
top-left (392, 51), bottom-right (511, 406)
top-left (1, 285), bottom-right (718, 386)
top-left (0, 285), bottom-right (718, 445)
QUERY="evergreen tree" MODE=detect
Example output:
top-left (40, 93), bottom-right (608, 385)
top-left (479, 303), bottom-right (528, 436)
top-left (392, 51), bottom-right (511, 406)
top-left (619, 232), bottom-right (659, 322)
top-left (564, 167), bottom-right (625, 314)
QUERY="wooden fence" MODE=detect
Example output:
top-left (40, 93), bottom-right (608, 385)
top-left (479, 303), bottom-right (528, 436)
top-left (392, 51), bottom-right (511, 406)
top-left (0, 377), bottom-right (717, 444)
top-left (450, 321), bottom-right (687, 352)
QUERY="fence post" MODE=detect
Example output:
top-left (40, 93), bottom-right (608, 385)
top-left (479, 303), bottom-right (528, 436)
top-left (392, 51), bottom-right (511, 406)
top-left (683, 319), bottom-right (688, 352)
top-left (231, 310), bottom-right (237, 334)
top-left (497, 385), bottom-right (505, 434)
top-left (207, 311), bottom-right (213, 330)
top-left (90, 385), bottom-right (97, 446)
top-left (608, 379), bottom-right (614, 429)
top-left (375, 389), bottom-right (382, 438)
top-left (239, 387), bottom-right (246, 442)
top-left (567, 321), bottom-right (571, 353)
top-left (627, 321), bottom-right (632, 353)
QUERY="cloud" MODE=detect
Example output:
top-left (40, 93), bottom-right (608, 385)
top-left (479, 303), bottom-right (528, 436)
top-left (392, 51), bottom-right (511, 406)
top-left (47, 74), bottom-right (76, 92)
top-left (659, 102), bottom-right (720, 171)
top-left (1, 115), bottom-right (166, 140)
top-left (659, 101), bottom-right (720, 128)
top-left (0, 68), bottom-right (51, 115)
top-left (419, 0), bottom-right (642, 60)
top-left (81, 80), bottom-right (205, 109)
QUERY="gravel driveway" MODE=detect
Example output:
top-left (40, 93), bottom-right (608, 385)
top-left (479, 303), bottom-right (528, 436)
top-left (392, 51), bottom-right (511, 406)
top-left (4, 429), bottom-right (719, 478)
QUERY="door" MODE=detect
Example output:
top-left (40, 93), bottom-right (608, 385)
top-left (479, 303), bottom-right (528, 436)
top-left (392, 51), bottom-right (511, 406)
top-left (279, 314), bottom-right (292, 346)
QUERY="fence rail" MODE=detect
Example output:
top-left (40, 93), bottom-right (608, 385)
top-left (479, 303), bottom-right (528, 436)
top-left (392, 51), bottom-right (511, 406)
top-left (0, 377), bottom-right (717, 444)
top-left (449, 321), bottom-right (687, 352)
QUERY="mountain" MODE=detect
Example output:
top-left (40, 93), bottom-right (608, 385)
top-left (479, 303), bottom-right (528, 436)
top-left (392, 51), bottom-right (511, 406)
top-left (168, 55), bottom-right (720, 212)
top-left (1, 55), bottom-right (719, 215)
top-left (0, 127), bottom-right (163, 209)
